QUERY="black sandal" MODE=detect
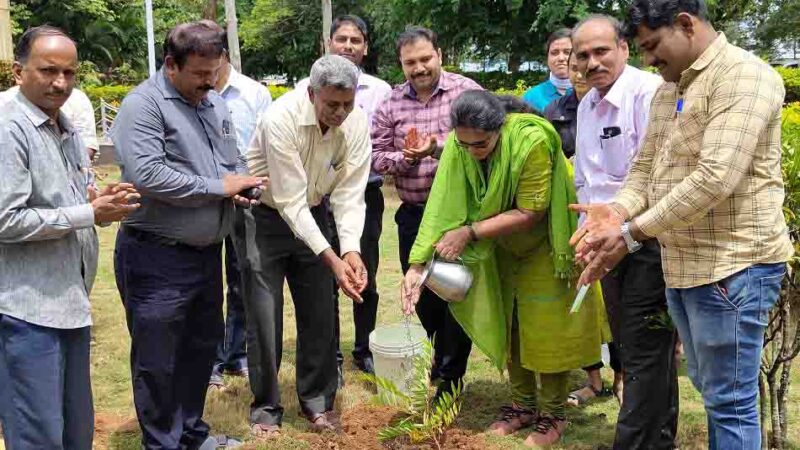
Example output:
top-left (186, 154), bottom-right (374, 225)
top-left (567, 383), bottom-right (612, 406)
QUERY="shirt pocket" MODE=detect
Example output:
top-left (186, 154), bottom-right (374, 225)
top-left (599, 133), bottom-right (631, 180)
top-left (219, 135), bottom-right (239, 173)
top-left (669, 96), bottom-right (707, 160)
top-left (315, 159), bottom-right (346, 195)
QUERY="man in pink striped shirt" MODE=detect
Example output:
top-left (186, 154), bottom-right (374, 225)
top-left (371, 26), bottom-right (482, 399)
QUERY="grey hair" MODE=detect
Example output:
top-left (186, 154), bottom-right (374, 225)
top-left (309, 55), bottom-right (359, 92)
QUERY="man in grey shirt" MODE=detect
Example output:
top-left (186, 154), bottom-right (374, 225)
top-left (112, 21), bottom-right (265, 450)
top-left (0, 26), bottom-right (139, 450)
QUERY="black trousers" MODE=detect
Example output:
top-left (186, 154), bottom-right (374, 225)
top-left (330, 181), bottom-right (384, 362)
top-left (395, 202), bottom-right (472, 382)
top-left (114, 228), bottom-right (223, 450)
top-left (611, 240), bottom-right (679, 450)
top-left (242, 205), bottom-right (337, 426)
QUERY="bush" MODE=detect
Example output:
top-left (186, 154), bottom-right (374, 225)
top-left (778, 67), bottom-right (800, 104)
top-left (0, 60), bottom-right (14, 90)
top-left (77, 61), bottom-right (102, 88)
top-left (84, 85), bottom-right (135, 109)
top-left (267, 84), bottom-right (290, 100)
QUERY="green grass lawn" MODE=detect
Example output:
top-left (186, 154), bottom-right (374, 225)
top-left (80, 166), bottom-right (800, 450)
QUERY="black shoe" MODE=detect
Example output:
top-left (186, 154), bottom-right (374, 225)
top-left (337, 363), bottom-right (345, 388)
top-left (353, 355), bottom-right (375, 375)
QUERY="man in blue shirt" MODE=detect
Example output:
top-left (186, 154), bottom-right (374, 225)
top-left (112, 21), bottom-right (266, 450)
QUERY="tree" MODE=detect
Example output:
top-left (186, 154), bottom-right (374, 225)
top-left (9, 0), bottom-right (205, 77)
top-left (238, 0), bottom-right (366, 80)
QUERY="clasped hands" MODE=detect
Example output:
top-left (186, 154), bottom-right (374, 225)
top-left (89, 182), bottom-right (141, 224)
top-left (569, 203), bottom-right (630, 286)
top-left (322, 249), bottom-right (368, 303)
top-left (403, 127), bottom-right (437, 162)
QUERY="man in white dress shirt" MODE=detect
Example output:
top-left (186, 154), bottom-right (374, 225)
top-left (243, 55), bottom-right (370, 437)
top-left (296, 15), bottom-right (391, 381)
top-left (572, 15), bottom-right (677, 450)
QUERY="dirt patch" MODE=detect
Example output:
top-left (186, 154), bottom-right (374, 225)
top-left (94, 413), bottom-right (138, 447)
top-left (252, 404), bottom-right (490, 450)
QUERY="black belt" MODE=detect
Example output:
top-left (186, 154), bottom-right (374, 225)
top-left (121, 225), bottom-right (215, 250)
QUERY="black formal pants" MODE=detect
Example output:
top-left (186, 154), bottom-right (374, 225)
top-left (242, 205), bottom-right (337, 426)
top-left (330, 181), bottom-right (384, 363)
top-left (395, 202), bottom-right (472, 383)
top-left (611, 240), bottom-right (679, 450)
top-left (114, 228), bottom-right (223, 450)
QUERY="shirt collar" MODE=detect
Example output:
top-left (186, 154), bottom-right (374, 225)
top-left (299, 90), bottom-right (319, 127)
top-left (402, 70), bottom-right (452, 100)
top-left (14, 89), bottom-right (74, 132)
top-left (157, 68), bottom-right (213, 108)
top-left (220, 65), bottom-right (244, 95)
top-left (588, 65), bottom-right (633, 109)
top-left (679, 33), bottom-right (727, 91)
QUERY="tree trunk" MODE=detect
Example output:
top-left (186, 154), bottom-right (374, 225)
top-left (0, 0), bottom-right (13, 61)
top-left (760, 373), bottom-right (769, 450)
top-left (223, 0), bottom-right (242, 72)
top-left (769, 372), bottom-right (782, 450)
top-left (507, 52), bottom-right (522, 73)
top-left (778, 361), bottom-right (792, 447)
top-left (321, 0), bottom-right (332, 55)
top-left (203, 0), bottom-right (218, 20)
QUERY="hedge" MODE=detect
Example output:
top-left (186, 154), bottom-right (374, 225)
top-left (777, 67), bottom-right (800, 103)
top-left (0, 60), bottom-right (13, 90)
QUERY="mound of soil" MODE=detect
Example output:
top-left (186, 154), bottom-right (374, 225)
top-left (297, 405), bottom-right (488, 450)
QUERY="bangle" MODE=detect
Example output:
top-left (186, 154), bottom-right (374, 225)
top-left (467, 224), bottom-right (478, 242)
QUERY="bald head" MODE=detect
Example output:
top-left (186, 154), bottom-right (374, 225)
top-left (571, 14), bottom-right (629, 95)
top-left (12, 26), bottom-right (78, 119)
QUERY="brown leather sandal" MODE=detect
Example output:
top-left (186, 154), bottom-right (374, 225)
top-left (488, 405), bottom-right (539, 436)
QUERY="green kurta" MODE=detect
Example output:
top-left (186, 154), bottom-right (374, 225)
top-left (409, 114), bottom-right (609, 373)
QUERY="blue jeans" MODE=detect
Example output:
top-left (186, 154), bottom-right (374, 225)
top-left (0, 315), bottom-right (93, 450)
top-left (666, 263), bottom-right (786, 450)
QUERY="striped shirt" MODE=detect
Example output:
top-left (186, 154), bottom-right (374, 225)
top-left (614, 33), bottom-right (794, 288)
top-left (0, 91), bottom-right (98, 329)
top-left (371, 71), bottom-right (482, 204)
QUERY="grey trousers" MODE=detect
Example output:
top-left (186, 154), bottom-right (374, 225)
top-left (241, 205), bottom-right (338, 426)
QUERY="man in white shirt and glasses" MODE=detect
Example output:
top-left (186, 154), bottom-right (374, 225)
top-left (296, 14), bottom-right (392, 383)
top-left (244, 55), bottom-right (370, 437)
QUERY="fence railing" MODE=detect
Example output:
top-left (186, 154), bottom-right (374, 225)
top-left (95, 99), bottom-right (118, 142)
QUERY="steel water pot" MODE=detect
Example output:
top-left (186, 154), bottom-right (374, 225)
top-left (420, 257), bottom-right (474, 302)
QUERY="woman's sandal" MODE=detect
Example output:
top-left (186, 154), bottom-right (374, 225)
top-left (567, 383), bottom-right (612, 406)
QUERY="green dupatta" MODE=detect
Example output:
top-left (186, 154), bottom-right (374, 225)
top-left (408, 113), bottom-right (578, 370)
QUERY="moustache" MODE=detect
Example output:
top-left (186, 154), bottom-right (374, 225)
top-left (586, 68), bottom-right (608, 78)
top-left (198, 85), bottom-right (213, 92)
top-left (412, 72), bottom-right (431, 79)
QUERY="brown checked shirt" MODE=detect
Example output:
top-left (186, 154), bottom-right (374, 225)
top-left (614, 33), bottom-right (794, 288)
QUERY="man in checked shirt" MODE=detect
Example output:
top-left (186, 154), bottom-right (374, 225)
top-left (571, 1), bottom-right (794, 449)
top-left (371, 26), bottom-right (482, 399)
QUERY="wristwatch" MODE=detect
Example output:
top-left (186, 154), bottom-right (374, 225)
top-left (620, 222), bottom-right (643, 253)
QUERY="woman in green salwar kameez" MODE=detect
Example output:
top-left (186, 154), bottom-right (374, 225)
top-left (401, 91), bottom-right (609, 447)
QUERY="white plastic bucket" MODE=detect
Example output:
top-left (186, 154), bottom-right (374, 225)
top-left (369, 323), bottom-right (428, 395)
